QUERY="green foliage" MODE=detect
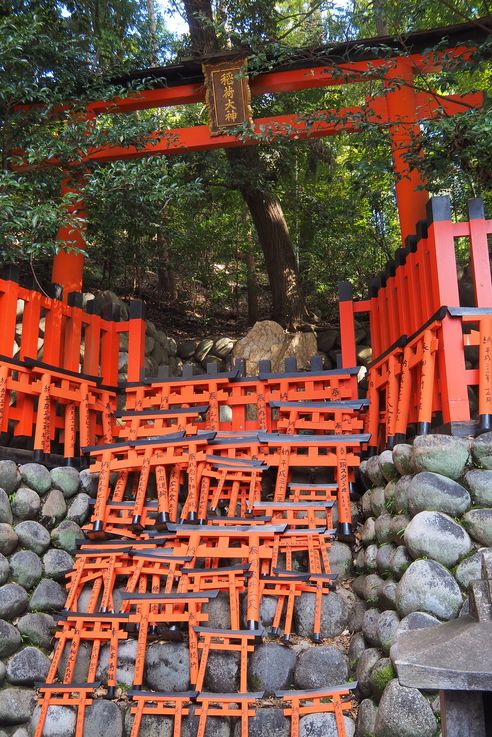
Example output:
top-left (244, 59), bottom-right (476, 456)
top-left (0, 0), bottom-right (490, 318)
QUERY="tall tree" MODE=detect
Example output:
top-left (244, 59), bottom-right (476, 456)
top-left (182, 0), bottom-right (310, 327)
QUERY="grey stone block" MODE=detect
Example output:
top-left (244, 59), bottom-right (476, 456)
top-left (396, 559), bottom-right (462, 620)
top-left (67, 493), bottom-right (91, 525)
top-left (299, 713), bottom-right (355, 737)
top-left (377, 610), bottom-right (400, 653)
top-left (0, 583), bottom-right (28, 620)
top-left (15, 520), bottom-right (50, 554)
top-left (356, 647), bottom-right (382, 696)
top-left (355, 698), bottom-right (378, 737)
top-left (12, 487), bottom-right (41, 520)
top-left (0, 618), bottom-right (22, 657)
top-left (97, 638), bottom-right (137, 687)
top-left (0, 461), bottom-right (20, 494)
top-left (0, 488), bottom-right (13, 524)
top-left (43, 548), bottom-right (73, 580)
top-left (41, 489), bottom-right (67, 528)
top-left (404, 511), bottom-right (471, 566)
top-left (0, 552), bottom-right (9, 584)
top-left (31, 704), bottom-right (75, 737)
top-left (6, 646), bottom-right (50, 685)
top-left (50, 467), bottom-right (80, 498)
top-left (10, 550), bottom-right (43, 589)
top-left (19, 463), bottom-right (52, 494)
top-left (0, 522), bottom-right (18, 555)
top-left (471, 431), bottom-right (492, 469)
top-left (233, 707), bottom-right (289, 737)
top-left (17, 612), bottom-right (55, 649)
top-left (462, 508), bottom-right (492, 546)
top-left (412, 435), bottom-right (469, 480)
top-left (294, 645), bottom-right (348, 689)
top-left (50, 519), bottom-right (83, 551)
top-left (144, 642), bottom-right (190, 692)
top-left (0, 687), bottom-right (37, 725)
top-left (248, 643), bottom-right (296, 692)
top-left (29, 578), bottom-right (66, 612)
top-left (373, 679), bottom-right (437, 737)
top-left (407, 472), bottom-right (471, 516)
top-left (362, 608), bottom-right (380, 646)
top-left (392, 444), bottom-right (414, 475)
top-left (294, 591), bottom-right (349, 638)
top-left (83, 700), bottom-right (123, 737)
top-left (465, 469), bottom-right (492, 507)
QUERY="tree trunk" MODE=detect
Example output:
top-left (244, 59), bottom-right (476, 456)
top-left (147, 0), bottom-right (158, 65)
top-left (182, 0), bottom-right (309, 326)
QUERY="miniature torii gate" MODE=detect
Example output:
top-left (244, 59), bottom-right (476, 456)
top-left (15, 19), bottom-right (487, 296)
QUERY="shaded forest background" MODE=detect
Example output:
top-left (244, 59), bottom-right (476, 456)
top-left (1, 0), bottom-right (491, 335)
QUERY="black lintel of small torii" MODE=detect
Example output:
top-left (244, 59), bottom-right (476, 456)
top-left (394, 550), bottom-right (492, 737)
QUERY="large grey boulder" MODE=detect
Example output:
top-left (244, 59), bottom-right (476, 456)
top-left (51, 520), bottom-right (83, 551)
top-left (0, 619), bottom-right (22, 657)
top-left (41, 489), bottom-right (67, 527)
top-left (79, 469), bottom-right (99, 498)
top-left (328, 541), bottom-right (352, 578)
top-left (248, 643), bottom-right (296, 692)
top-left (360, 518), bottom-right (376, 545)
top-left (465, 469), bottom-right (492, 507)
top-left (299, 713), bottom-right (355, 737)
top-left (392, 444), bottom-right (414, 475)
top-left (202, 590), bottom-right (231, 629)
top-left (376, 544), bottom-right (395, 574)
top-left (375, 513), bottom-right (392, 544)
top-left (389, 546), bottom-right (412, 580)
top-left (17, 612), bottom-right (55, 649)
top-left (144, 642), bottom-right (190, 691)
top-left (29, 578), bottom-right (66, 612)
top-left (0, 552), bottom-right (9, 584)
top-left (0, 687), bottom-right (37, 725)
top-left (356, 648), bottom-right (382, 696)
top-left (83, 700), bottom-right (123, 737)
top-left (50, 467), bottom-right (80, 498)
top-left (0, 522), bottom-right (18, 555)
top-left (362, 608), bottom-right (380, 646)
top-left (11, 487), bottom-right (41, 520)
top-left (396, 560), bottom-right (462, 620)
top-left (407, 472), bottom-right (470, 516)
top-left (67, 493), bottom-right (91, 525)
top-left (394, 476), bottom-right (412, 514)
top-left (0, 583), bottom-right (28, 619)
top-left (396, 611), bottom-right (440, 637)
top-left (377, 610), bottom-right (400, 653)
top-left (233, 707), bottom-right (289, 737)
top-left (97, 639), bottom-right (137, 687)
top-left (6, 646), bottom-right (50, 685)
top-left (366, 455), bottom-right (385, 486)
top-left (369, 657), bottom-right (395, 700)
top-left (0, 461), bottom-right (20, 494)
top-left (455, 548), bottom-right (490, 589)
top-left (19, 463), bottom-right (52, 495)
top-left (373, 679), bottom-right (437, 737)
top-left (30, 704), bottom-right (75, 737)
top-left (471, 431), bottom-right (492, 468)
top-left (15, 520), bottom-right (50, 554)
top-left (43, 548), bottom-right (73, 580)
top-left (124, 710), bottom-right (172, 737)
top-left (10, 550), bottom-right (43, 589)
top-left (204, 651), bottom-right (239, 692)
top-left (462, 508), bottom-right (492, 545)
top-left (364, 544), bottom-right (378, 572)
top-left (294, 646), bottom-right (348, 689)
top-left (355, 698), bottom-right (378, 737)
top-left (412, 435), bottom-right (469, 480)
top-left (0, 488), bottom-right (12, 524)
top-left (294, 591), bottom-right (349, 638)
top-left (369, 487), bottom-right (386, 517)
top-left (404, 511), bottom-right (471, 566)
top-left (379, 450), bottom-right (398, 481)
top-left (379, 581), bottom-right (398, 611)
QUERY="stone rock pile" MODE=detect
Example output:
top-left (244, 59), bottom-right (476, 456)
top-left (350, 433), bottom-right (492, 737)
top-left (0, 460), bottom-right (92, 736)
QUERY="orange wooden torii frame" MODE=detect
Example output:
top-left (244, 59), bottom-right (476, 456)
top-left (13, 19), bottom-right (487, 296)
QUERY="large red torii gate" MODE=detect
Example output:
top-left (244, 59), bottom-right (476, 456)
top-left (16, 18), bottom-right (487, 296)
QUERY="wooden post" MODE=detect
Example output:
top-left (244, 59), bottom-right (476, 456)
top-left (385, 58), bottom-right (429, 243)
top-left (52, 174), bottom-right (87, 298)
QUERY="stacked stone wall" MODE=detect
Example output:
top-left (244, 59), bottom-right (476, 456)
top-left (0, 462), bottom-right (91, 737)
top-left (351, 434), bottom-right (492, 737)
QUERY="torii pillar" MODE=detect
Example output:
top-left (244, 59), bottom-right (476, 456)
top-left (51, 173), bottom-right (87, 299)
top-left (385, 57), bottom-right (429, 242)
